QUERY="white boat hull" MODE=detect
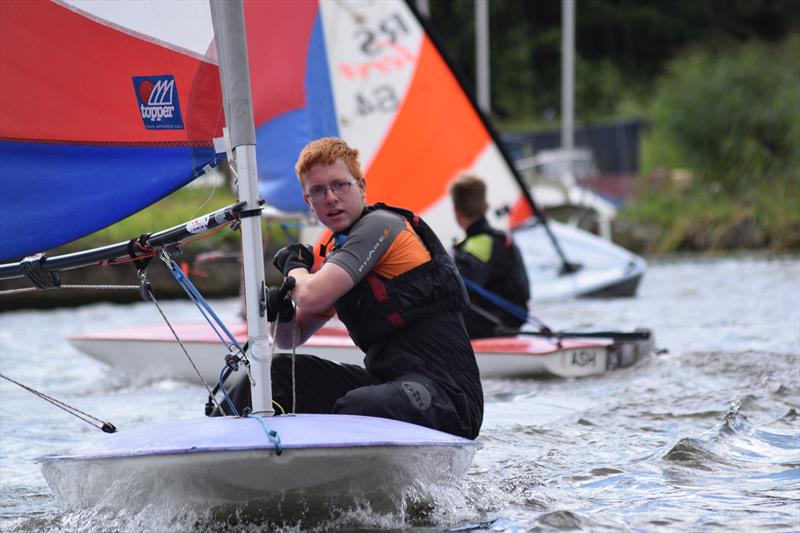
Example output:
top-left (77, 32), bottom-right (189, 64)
top-left (39, 414), bottom-right (478, 514)
top-left (514, 218), bottom-right (647, 301)
top-left (69, 322), bottom-right (653, 383)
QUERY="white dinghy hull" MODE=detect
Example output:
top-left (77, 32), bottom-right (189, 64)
top-left (69, 323), bottom-right (654, 382)
top-left (514, 218), bottom-right (647, 301)
top-left (39, 414), bottom-right (478, 514)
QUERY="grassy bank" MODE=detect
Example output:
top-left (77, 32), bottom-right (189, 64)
top-left (612, 176), bottom-right (800, 255)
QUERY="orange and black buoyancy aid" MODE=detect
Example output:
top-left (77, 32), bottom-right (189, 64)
top-left (332, 203), bottom-right (469, 351)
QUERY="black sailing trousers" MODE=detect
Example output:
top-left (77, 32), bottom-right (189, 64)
top-left (210, 353), bottom-right (467, 438)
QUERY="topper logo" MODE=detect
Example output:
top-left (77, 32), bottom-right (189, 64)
top-left (132, 75), bottom-right (184, 130)
top-left (145, 79), bottom-right (175, 105)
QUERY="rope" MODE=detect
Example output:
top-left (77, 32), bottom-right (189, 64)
top-left (144, 284), bottom-right (223, 413)
top-left (0, 284), bottom-right (139, 295)
top-left (291, 319), bottom-right (299, 414)
top-left (461, 277), bottom-right (528, 321)
top-left (462, 277), bottom-right (553, 334)
top-left (0, 372), bottom-right (116, 433)
top-left (244, 408), bottom-right (282, 455)
top-left (163, 255), bottom-right (244, 354)
top-left (272, 399), bottom-right (286, 415)
top-left (267, 300), bottom-right (298, 414)
top-left (217, 366), bottom-right (239, 416)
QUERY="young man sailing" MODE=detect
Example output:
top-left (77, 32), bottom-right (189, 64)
top-left (218, 137), bottom-right (483, 440)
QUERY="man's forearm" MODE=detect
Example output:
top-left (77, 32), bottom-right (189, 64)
top-left (272, 309), bottom-right (328, 349)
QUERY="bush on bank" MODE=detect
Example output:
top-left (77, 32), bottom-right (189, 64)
top-left (644, 34), bottom-right (798, 193)
top-left (614, 176), bottom-right (800, 254)
top-left (618, 34), bottom-right (800, 254)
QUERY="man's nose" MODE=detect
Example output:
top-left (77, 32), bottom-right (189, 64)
top-left (323, 187), bottom-right (338, 202)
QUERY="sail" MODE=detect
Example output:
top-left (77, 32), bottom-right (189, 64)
top-left (0, 0), bottom-right (224, 261)
top-left (245, 0), bottom-right (531, 247)
top-left (243, 1), bottom-right (339, 213)
top-left (1, 0), bottom-right (525, 259)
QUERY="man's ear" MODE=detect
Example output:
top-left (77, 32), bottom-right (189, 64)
top-left (299, 177), bottom-right (312, 210)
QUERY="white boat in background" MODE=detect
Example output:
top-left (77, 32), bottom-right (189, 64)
top-left (515, 218), bottom-right (647, 300)
top-left (1, 0), bottom-right (479, 516)
top-left (68, 321), bottom-right (654, 383)
top-left (516, 148), bottom-right (619, 241)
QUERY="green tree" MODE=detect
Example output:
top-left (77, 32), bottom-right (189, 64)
top-left (426, 0), bottom-right (800, 126)
top-left (648, 34), bottom-right (799, 191)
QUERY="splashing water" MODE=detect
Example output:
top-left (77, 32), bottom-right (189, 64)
top-left (1, 255), bottom-right (798, 532)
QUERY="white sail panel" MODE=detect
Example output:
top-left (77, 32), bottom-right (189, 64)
top-left (62, 0), bottom-right (216, 60)
top-left (319, 0), bottom-right (423, 172)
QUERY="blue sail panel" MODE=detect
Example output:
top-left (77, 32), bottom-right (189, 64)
top-left (0, 141), bottom-right (218, 261)
top-left (253, 7), bottom-right (339, 213)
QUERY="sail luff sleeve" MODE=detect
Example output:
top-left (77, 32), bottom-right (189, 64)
top-left (210, 0), bottom-right (256, 149)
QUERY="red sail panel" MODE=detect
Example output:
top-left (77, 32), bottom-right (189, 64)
top-left (0, 0), bottom-right (222, 144)
top-left (365, 37), bottom-right (489, 214)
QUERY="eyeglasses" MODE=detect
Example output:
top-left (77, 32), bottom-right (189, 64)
top-left (305, 179), bottom-right (357, 202)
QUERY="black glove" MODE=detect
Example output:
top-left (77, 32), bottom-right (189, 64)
top-left (273, 243), bottom-right (314, 277)
top-left (266, 277), bottom-right (296, 323)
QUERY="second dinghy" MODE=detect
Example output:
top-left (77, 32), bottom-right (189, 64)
top-left (69, 321), bottom-right (654, 382)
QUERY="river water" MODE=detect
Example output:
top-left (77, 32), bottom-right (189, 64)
top-left (1, 255), bottom-right (798, 532)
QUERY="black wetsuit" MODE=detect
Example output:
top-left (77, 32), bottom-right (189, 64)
top-left (453, 216), bottom-right (530, 339)
top-left (214, 205), bottom-right (483, 440)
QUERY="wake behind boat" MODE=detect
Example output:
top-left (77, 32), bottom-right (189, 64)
top-left (68, 320), bottom-right (654, 382)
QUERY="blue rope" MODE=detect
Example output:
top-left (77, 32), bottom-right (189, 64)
top-left (462, 277), bottom-right (529, 322)
top-left (163, 254), bottom-right (282, 454)
top-left (244, 408), bottom-right (282, 455)
top-left (218, 367), bottom-right (239, 417)
top-left (164, 257), bottom-right (252, 418)
top-left (165, 259), bottom-right (244, 355)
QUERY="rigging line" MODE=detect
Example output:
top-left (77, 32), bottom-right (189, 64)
top-left (272, 399), bottom-right (286, 415)
top-left (243, 407), bottom-right (283, 455)
top-left (0, 372), bottom-right (116, 433)
top-left (171, 271), bottom-right (230, 348)
top-left (0, 284), bottom-right (139, 295)
top-left (292, 314), bottom-right (298, 415)
top-left (267, 292), bottom-right (298, 414)
top-left (164, 256), bottom-right (243, 352)
top-left (186, 171), bottom-right (219, 221)
top-left (182, 221), bottom-right (233, 246)
top-left (101, 223), bottom-right (231, 268)
top-left (461, 277), bottom-right (554, 334)
top-left (103, 250), bottom-right (157, 267)
top-left (144, 285), bottom-right (222, 413)
top-left (217, 366), bottom-right (239, 416)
